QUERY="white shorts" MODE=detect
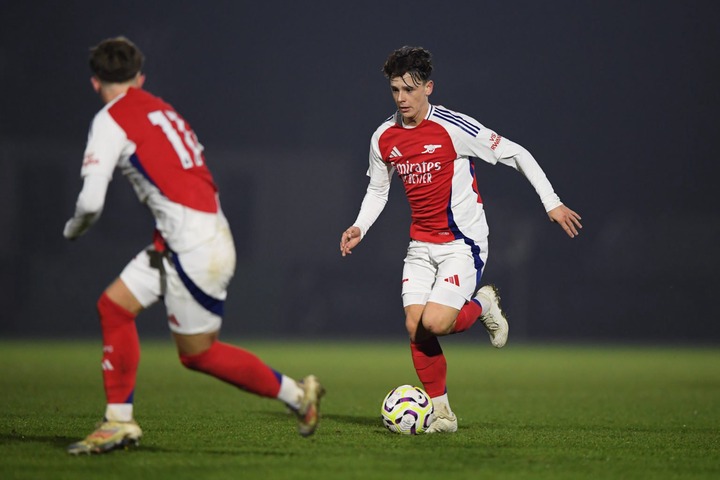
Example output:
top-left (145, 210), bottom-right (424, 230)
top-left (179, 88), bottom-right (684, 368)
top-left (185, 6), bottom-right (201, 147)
top-left (119, 224), bottom-right (236, 335)
top-left (401, 238), bottom-right (488, 310)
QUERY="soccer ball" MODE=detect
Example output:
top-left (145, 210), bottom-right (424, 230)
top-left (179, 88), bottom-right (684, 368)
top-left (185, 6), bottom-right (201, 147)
top-left (380, 385), bottom-right (434, 434)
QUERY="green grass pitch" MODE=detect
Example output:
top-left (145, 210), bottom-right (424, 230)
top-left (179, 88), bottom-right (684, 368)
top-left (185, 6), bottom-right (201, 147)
top-left (1, 339), bottom-right (718, 479)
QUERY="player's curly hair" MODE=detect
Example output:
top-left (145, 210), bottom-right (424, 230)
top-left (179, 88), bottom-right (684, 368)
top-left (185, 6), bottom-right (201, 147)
top-left (382, 46), bottom-right (433, 85)
top-left (89, 36), bottom-right (144, 83)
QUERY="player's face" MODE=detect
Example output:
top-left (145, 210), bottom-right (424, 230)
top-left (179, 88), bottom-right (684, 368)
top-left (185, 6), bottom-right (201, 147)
top-left (390, 73), bottom-right (433, 126)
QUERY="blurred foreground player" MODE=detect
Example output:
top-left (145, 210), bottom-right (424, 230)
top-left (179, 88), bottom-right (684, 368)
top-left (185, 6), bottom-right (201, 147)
top-left (340, 46), bottom-right (581, 433)
top-left (64, 37), bottom-right (324, 454)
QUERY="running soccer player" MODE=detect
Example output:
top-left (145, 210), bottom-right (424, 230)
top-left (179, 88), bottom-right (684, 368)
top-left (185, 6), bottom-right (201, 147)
top-left (64, 37), bottom-right (324, 454)
top-left (339, 46), bottom-right (581, 433)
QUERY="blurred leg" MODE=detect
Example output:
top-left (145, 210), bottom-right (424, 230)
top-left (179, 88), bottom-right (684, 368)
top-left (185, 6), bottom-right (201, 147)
top-left (99, 278), bottom-right (143, 420)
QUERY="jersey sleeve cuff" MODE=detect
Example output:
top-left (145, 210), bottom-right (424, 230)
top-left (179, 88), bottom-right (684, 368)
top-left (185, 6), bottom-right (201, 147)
top-left (541, 193), bottom-right (563, 212)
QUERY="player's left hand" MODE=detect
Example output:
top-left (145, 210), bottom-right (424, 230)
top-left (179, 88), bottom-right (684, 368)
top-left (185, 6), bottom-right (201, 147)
top-left (548, 205), bottom-right (582, 238)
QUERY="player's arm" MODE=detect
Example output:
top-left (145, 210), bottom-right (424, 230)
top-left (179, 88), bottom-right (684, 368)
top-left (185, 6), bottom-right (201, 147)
top-left (63, 175), bottom-right (110, 239)
top-left (495, 139), bottom-right (582, 238)
top-left (340, 140), bottom-right (393, 256)
top-left (458, 123), bottom-right (582, 238)
top-left (64, 110), bottom-right (125, 240)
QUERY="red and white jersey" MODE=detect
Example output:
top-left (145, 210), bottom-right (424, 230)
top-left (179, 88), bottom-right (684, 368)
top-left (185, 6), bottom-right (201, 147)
top-left (354, 104), bottom-right (561, 243)
top-left (80, 88), bottom-right (225, 252)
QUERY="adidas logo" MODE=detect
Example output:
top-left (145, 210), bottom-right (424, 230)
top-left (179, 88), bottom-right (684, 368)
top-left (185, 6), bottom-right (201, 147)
top-left (443, 274), bottom-right (460, 286)
top-left (389, 146), bottom-right (403, 159)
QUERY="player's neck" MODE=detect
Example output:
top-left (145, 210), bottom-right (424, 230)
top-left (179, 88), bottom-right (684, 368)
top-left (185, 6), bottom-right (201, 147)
top-left (100, 84), bottom-right (134, 104)
top-left (402, 103), bottom-right (430, 127)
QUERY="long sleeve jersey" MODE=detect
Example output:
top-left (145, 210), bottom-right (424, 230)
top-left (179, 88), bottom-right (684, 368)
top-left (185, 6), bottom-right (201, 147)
top-left (65, 87), bottom-right (226, 252)
top-left (353, 104), bottom-right (562, 243)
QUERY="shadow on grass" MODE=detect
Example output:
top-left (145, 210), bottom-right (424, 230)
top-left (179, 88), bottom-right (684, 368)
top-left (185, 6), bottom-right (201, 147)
top-left (0, 410), bottom-right (386, 456)
top-left (262, 410), bottom-right (380, 429)
top-left (0, 431), bottom-right (74, 448)
top-left (324, 413), bottom-right (381, 428)
top-left (138, 445), bottom-right (297, 456)
top-left (0, 431), bottom-right (301, 457)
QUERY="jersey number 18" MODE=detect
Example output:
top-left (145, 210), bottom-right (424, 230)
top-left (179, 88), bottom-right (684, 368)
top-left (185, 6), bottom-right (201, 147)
top-left (148, 110), bottom-right (204, 169)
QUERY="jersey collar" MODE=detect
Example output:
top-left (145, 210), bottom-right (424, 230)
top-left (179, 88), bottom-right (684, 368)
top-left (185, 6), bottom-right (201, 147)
top-left (394, 104), bottom-right (434, 128)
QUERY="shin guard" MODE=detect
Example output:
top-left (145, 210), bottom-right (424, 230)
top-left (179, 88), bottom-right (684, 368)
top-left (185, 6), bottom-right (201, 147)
top-left (97, 292), bottom-right (140, 404)
top-left (410, 337), bottom-right (447, 398)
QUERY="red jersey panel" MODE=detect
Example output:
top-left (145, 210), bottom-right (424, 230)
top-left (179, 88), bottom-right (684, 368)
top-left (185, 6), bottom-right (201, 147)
top-left (378, 120), bottom-right (480, 242)
top-left (107, 88), bottom-right (218, 213)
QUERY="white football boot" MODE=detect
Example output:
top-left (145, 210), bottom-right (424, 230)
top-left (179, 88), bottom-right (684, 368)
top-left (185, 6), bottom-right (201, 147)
top-left (425, 403), bottom-right (458, 434)
top-left (476, 285), bottom-right (509, 348)
top-left (67, 420), bottom-right (142, 455)
top-left (295, 375), bottom-right (325, 437)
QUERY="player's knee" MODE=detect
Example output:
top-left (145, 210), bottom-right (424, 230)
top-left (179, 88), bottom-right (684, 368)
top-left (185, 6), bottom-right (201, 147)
top-left (422, 315), bottom-right (453, 336)
top-left (179, 346), bottom-right (212, 371)
top-left (175, 331), bottom-right (218, 371)
top-left (96, 296), bottom-right (108, 326)
top-left (405, 315), bottom-right (422, 341)
top-left (97, 292), bottom-right (136, 328)
top-left (180, 352), bottom-right (205, 371)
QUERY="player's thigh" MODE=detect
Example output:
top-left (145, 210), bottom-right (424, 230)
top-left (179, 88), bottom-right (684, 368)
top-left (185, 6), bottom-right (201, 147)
top-left (164, 226), bottom-right (236, 335)
top-left (428, 239), bottom-right (487, 309)
top-left (401, 241), bottom-right (436, 308)
top-left (118, 247), bottom-right (162, 309)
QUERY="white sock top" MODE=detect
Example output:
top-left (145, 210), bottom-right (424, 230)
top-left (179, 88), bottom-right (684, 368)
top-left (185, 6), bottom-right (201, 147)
top-left (105, 403), bottom-right (133, 422)
top-left (276, 375), bottom-right (304, 411)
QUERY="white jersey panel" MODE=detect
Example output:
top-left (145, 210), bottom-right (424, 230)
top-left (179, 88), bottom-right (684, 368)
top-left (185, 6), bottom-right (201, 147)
top-left (449, 156), bottom-right (489, 241)
top-left (431, 106), bottom-right (562, 213)
top-left (78, 101), bottom-right (224, 252)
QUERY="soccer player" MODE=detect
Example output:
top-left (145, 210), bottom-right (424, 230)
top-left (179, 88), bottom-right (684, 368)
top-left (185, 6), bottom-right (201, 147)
top-left (64, 37), bottom-right (324, 454)
top-left (339, 46), bottom-right (581, 433)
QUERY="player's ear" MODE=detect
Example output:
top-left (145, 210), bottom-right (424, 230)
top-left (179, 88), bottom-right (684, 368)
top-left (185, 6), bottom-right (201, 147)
top-left (135, 73), bottom-right (146, 88)
top-left (90, 76), bottom-right (102, 93)
top-left (425, 80), bottom-right (434, 96)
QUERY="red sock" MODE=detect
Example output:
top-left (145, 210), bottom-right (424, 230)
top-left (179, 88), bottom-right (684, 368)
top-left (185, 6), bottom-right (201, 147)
top-left (410, 337), bottom-right (447, 398)
top-left (98, 293), bottom-right (140, 404)
top-left (451, 299), bottom-right (483, 333)
top-left (180, 341), bottom-right (282, 398)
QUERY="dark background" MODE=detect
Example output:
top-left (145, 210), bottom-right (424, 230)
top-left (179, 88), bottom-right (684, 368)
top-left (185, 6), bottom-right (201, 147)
top-left (1, 1), bottom-right (718, 343)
